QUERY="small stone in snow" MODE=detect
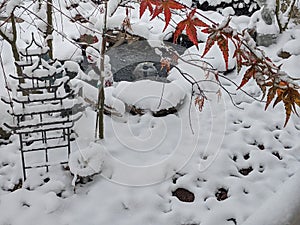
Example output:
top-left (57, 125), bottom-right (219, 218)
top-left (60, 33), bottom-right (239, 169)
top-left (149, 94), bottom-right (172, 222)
top-left (172, 188), bottom-right (195, 202)
top-left (215, 188), bottom-right (229, 201)
top-left (239, 166), bottom-right (253, 176)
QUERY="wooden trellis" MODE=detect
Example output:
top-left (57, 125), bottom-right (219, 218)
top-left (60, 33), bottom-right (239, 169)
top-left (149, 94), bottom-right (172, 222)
top-left (1, 35), bottom-right (82, 180)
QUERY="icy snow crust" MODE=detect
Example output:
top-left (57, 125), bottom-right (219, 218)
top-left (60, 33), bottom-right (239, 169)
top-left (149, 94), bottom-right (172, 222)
top-left (0, 1), bottom-right (300, 225)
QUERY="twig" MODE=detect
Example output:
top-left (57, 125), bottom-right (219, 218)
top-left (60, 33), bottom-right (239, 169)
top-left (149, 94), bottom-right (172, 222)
top-left (157, 83), bottom-right (165, 110)
top-left (39, 0), bottom-right (101, 35)
top-left (188, 90), bottom-right (195, 135)
top-left (218, 73), bottom-right (267, 103)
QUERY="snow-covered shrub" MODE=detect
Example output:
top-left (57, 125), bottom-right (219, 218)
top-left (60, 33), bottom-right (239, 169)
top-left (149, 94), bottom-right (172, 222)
top-left (69, 143), bottom-right (106, 186)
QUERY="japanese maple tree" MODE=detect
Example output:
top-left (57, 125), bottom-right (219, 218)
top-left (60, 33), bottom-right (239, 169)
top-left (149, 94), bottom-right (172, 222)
top-left (139, 0), bottom-right (300, 126)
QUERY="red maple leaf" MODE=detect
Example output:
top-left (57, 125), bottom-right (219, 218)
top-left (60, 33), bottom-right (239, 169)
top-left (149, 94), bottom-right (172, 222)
top-left (217, 36), bottom-right (229, 70)
top-left (233, 42), bottom-right (248, 74)
top-left (202, 31), bottom-right (230, 70)
top-left (150, 0), bottom-right (185, 31)
top-left (265, 86), bottom-right (277, 110)
top-left (140, 0), bottom-right (156, 18)
top-left (237, 66), bottom-right (256, 89)
top-left (173, 8), bottom-right (209, 48)
top-left (201, 32), bottom-right (218, 56)
top-left (201, 20), bottom-right (232, 70)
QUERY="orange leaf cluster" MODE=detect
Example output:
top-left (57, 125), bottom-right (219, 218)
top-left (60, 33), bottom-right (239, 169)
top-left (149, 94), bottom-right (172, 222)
top-left (160, 58), bottom-right (171, 72)
top-left (265, 84), bottom-right (300, 126)
top-left (195, 96), bottom-right (205, 112)
top-left (122, 17), bottom-right (133, 31)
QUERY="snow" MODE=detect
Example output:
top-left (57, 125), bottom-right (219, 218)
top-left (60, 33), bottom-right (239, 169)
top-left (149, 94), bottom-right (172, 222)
top-left (198, 0), bottom-right (232, 6)
top-left (69, 142), bottom-right (106, 186)
top-left (0, 1), bottom-right (300, 225)
top-left (23, 60), bottom-right (57, 78)
top-left (281, 55), bottom-right (300, 78)
top-left (243, 168), bottom-right (300, 225)
top-left (11, 98), bottom-right (78, 115)
top-left (221, 7), bottom-right (235, 17)
top-left (105, 86), bottom-right (126, 115)
top-left (113, 80), bottom-right (186, 112)
top-left (177, 43), bottom-right (236, 75)
top-left (6, 0), bottom-right (22, 14)
top-left (282, 39), bottom-right (300, 55)
top-left (63, 60), bottom-right (80, 72)
top-left (108, 0), bottom-right (122, 16)
top-left (0, 101), bottom-right (13, 127)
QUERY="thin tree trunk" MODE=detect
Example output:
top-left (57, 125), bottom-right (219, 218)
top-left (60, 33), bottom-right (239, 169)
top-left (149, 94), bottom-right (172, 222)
top-left (46, 0), bottom-right (53, 59)
top-left (11, 12), bottom-right (24, 84)
top-left (283, 0), bottom-right (297, 31)
top-left (11, 41), bottom-right (22, 79)
top-left (0, 12), bottom-right (23, 83)
top-left (275, 0), bottom-right (284, 33)
top-left (95, 0), bottom-right (108, 140)
top-left (0, 29), bottom-right (22, 78)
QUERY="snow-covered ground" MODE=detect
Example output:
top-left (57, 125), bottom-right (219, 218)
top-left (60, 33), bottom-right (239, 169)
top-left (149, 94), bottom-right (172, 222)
top-left (0, 1), bottom-right (300, 225)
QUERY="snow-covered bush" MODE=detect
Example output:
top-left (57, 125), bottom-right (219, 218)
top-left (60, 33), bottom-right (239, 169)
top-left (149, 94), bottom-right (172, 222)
top-left (69, 143), bottom-right (106, 186)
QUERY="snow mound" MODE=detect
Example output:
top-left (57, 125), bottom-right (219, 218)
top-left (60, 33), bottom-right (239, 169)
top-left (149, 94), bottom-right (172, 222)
top-left (282, 39), bottom-right (300, 56)
top-left (105, 87), bottom-right (126, 115)
top-left (69, 143), bottom-right (106, 186)
top-left (113, 80), bottom-right (186, 112)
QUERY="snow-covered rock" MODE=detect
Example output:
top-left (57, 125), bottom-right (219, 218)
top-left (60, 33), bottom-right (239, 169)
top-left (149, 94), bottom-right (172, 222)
top-left (113, 80), bottom-right (186, 113)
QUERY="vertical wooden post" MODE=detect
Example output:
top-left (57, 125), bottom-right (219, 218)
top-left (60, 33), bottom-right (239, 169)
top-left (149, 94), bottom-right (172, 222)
top-left (11, 12), bottom-right (23, 82)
